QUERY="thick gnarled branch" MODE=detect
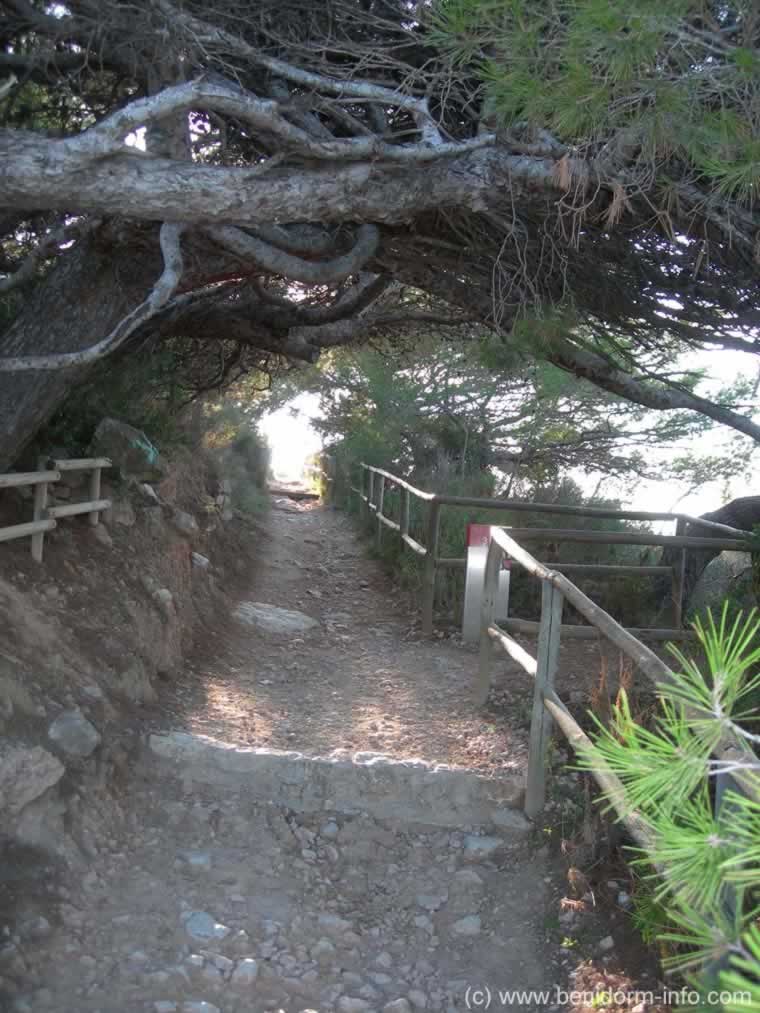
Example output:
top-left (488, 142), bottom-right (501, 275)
top-left (206, 223), bottom-right (379, 285)
top-left (0, 223), bottom-right (185, 370)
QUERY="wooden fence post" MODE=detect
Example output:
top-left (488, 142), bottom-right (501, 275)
top-left (525, 579), bottom-right (564, 817)
top-left (421, 499), bottom-right (441, 637)
top-left (367, 469), bottom-right (375, 530)
top-left (88, 466), bottom-right (102, 526)
top-left (672, 518), bottom-right (687, 628)
top-left (476, 535), bottom-right (501, 705)
top-left (31, 458), bottom-right (49, 563)
top-left (401, 487), bottom-right (410, 540)
top-left (375, 475), bottom-right (385, 552)
top-left (359, 466), bottom-right (368, 522)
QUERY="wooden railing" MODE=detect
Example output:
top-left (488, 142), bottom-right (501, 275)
top-left (353, 462), bottom-right (751, 638)
top-left (478, 525), bottom-right (759, 832)
top-left (0, 457), bottom-right (112, 562)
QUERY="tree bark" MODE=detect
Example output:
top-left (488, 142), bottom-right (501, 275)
top-left (0, 230), bottom-right (161, 470)
top-left (0, 136), bottom-right (561, 226)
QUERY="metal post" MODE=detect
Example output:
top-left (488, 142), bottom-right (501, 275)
top-left (525, 579), bottom-right (564, 817)
top-left (476, 535), bottom-right (502, 706)
top-left (375, 475), bottom-right (385, 552)
top-left (672, 518), bottom-right (687, 627)
top-left (88, 466), bottom-right (102, 526)
top-left (421, 499), bottom-right (441, 637)
top-left (31, 458), bottom-right (49, 563)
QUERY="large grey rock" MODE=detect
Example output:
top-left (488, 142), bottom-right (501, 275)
top-left (233, 601), bottom-right (319, 635)
top-left (149, 733), bottom-right (526, 829)
top-left (0, 746), bottom-right (64, 816)
top-left (91, 418), bottom-right (167, 482)
top-left (48, 710), bottom-right (100, 757)
top-left (689, 551), bottom-right (754, 615)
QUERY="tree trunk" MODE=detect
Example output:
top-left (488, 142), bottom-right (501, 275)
top-left (0, 231), bottom-right (160, 471)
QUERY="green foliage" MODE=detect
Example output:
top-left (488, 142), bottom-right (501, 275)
top-left (430, 0), bottom-right (760, 204)
top-left (205, 404), bottom-right (271, 518)
top-left (578, 605), bottom-right (760, 1006)
top-left (312, 338), bottom-right (680, 622)
top-left (40, 347), bottom-right (190, 455)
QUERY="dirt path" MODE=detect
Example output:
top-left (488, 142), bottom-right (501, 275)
top-left (6, 498), bottom-right (666, 1013)
top-left (162, 501), bottom-right (660, 776)
top-left (162, 501), bottom-right (530, 775)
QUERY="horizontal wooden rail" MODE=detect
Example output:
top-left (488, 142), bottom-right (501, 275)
top-left (377, 513), bottom-right (400, 533)
top-left (1, 457), bottom-right (112, 561)
top-left (355, 463), bottom-right (751, 646)
top-left (49, 457), bottom-right (111, 471)
top-left (360, 464), bottom-right (436, 501)
top-left (501, 617), bottom-right (696, 642)
top-left (0, 519), bottom-right (57, 543)
top-left (488, 624), bottom-right (537, 676)
top-left (481, 525), bottom-right (759, 821)
top-left (0, 470), bottom-right (60, 489)
top-left (361, 465), bottom-right (754, 535)
top-left (505, 527), bottom-right (747, 551)
top-left (488, 527), bottom-right (676, 685)
top-left (540, 689), bottom-right (658, 853)
top-left (437, 558), bottom-right (673, 577)
top-left (402, 533), bottom-right (427, 556)
top-left (676, 514), bottom-right (752, 538)
top-left (46, 498), bottom-right (111, 520)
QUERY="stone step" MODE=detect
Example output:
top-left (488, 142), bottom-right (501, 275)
top-left (148, 732), bottom-right (530, 833)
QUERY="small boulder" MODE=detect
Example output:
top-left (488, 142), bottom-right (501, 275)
top-left (91, 418), bottom-right (167, 482)
top-left (91, 524), bottom-right (113, 548)
top-left (233, 602), bottom-right (319, 635)
top-left (138, 483), bottom-right (160, 504)
top-left (451, 915), bottom-right (481, 937)
top-left (172, 509), bottom-right (199, 538)
top-left (229, 958), bottom-right (258, 987)
top-left (153, 587), bottom-right (175, 619)
top-left (183, 911), bottom-right (230, 942)
top-left (117, 660), bottom-right (157, 705)
top-left (48, 710), bottom-right (100, 758)
top-left (463, 834), bottom-right (504, 860)
top-left (104, 498), bottom-right (136, 528)
top-left (0, 746), bottom-right (64, 816)
top-left (191, 553), bottom-right (210, 570)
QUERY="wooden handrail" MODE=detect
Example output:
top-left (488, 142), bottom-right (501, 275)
top-left (49, 457), bottom-right (111, 471)
top-left (479, 525), bottom-right (759, 823)
top-left (1, 458), bottom-right (113, 561)
top-left (502, 526), bottom-right (748, 551)
top-left (0, 470), bottom-right (60, 488)
top-left (356, 462), bottom-right (753, 643)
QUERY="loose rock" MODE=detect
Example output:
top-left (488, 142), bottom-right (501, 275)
top-left (47, 710), bottom-right (100, 758)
